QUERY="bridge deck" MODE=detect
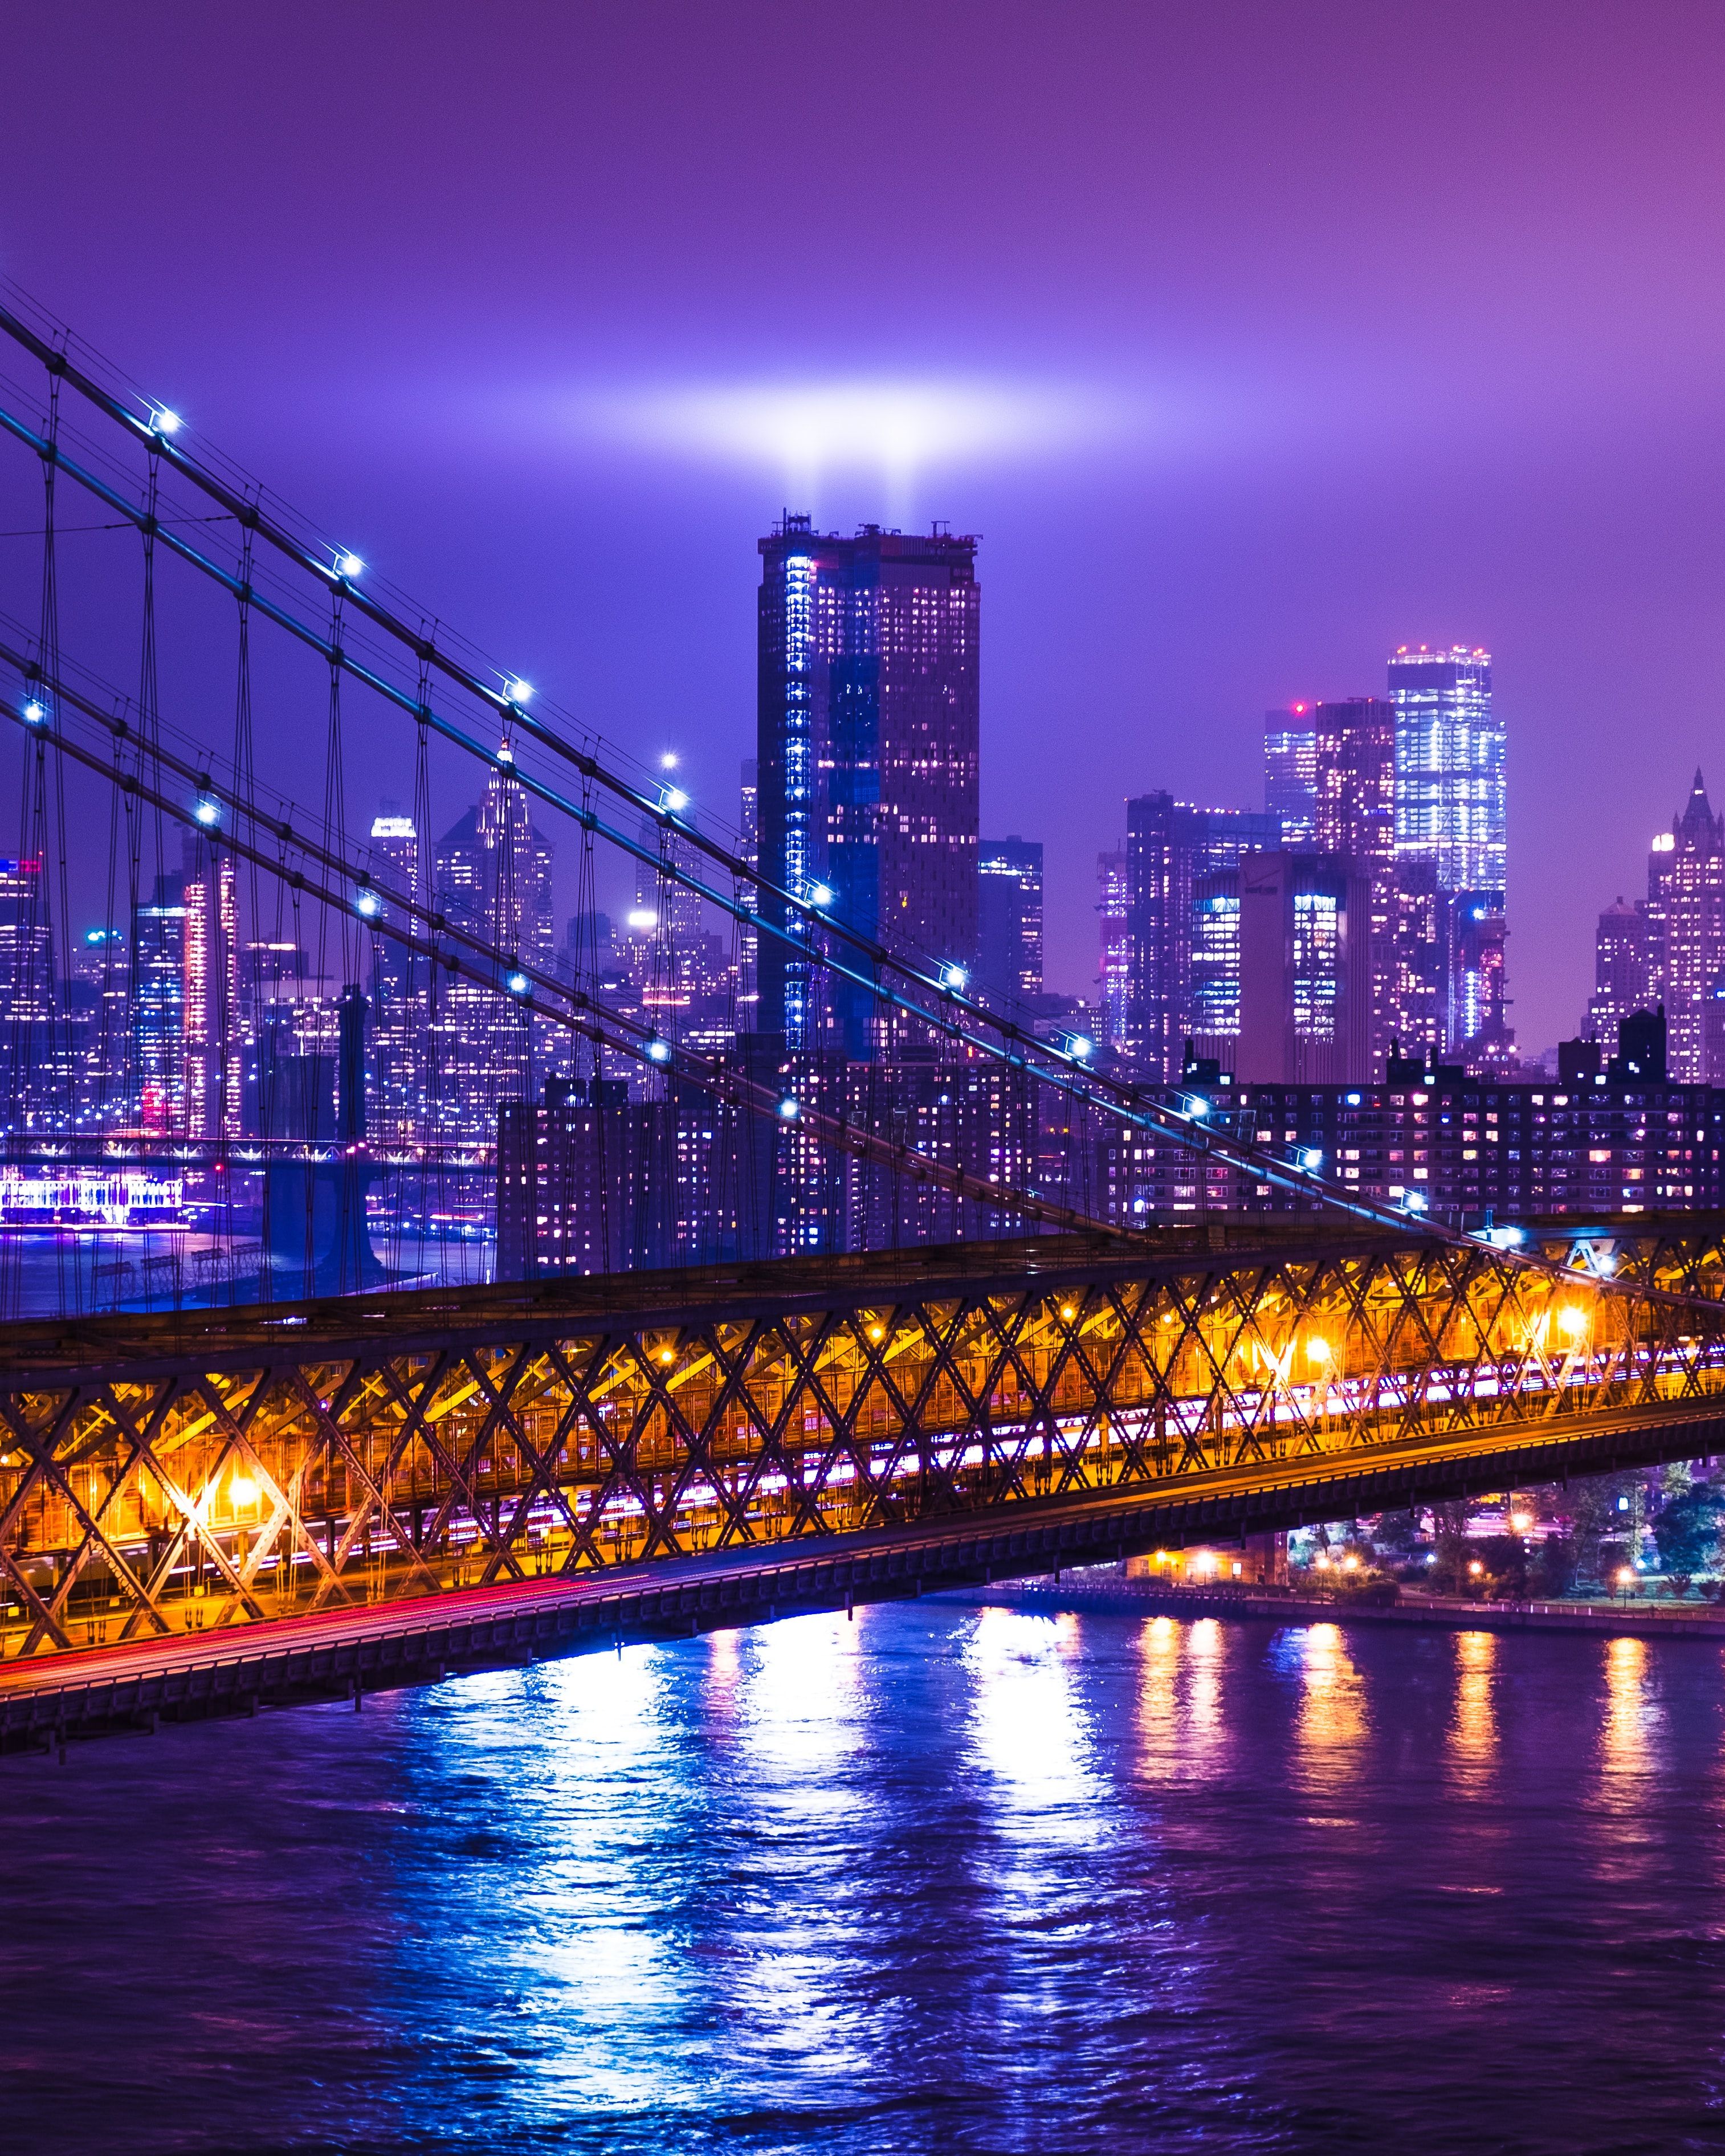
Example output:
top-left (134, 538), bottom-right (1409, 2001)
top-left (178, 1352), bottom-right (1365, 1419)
top-left (3, 1214), bottom-right (1724, 1751)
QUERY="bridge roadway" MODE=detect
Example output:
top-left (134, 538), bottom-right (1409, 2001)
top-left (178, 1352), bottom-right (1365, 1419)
top-left (5, 1214), bottom-right (1725, 1753)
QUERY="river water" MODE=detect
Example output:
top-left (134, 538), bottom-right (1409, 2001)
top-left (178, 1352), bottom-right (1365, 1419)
top-left (7, 1602), bottom-right (1725, 2155)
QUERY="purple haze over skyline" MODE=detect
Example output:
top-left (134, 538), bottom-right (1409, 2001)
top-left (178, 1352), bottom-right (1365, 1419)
top-left (6, 0), bottom-right (1725, 1051)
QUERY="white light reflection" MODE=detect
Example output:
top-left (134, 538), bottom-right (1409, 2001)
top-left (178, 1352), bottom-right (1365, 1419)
top-left (965, 1606), bottom-right (1099, 1823)
top-left (716, 1614), bottom-right (873, 2093)
top-left (523, 1647), bottom-right (692, 2105)
top-left (737, 1611), bottom-right (864, 1782)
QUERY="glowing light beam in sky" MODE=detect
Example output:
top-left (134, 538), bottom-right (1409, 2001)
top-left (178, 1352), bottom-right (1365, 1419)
top-left (581, 377), bottom-right (1131, 496)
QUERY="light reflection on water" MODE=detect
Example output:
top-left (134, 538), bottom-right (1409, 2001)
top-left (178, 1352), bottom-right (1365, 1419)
top-left (9, 1606), bottom-right (1725, 2155)
top-left (1284, 1619), bottom-right (1369, 1778)
top-left (1448, 1629), bottom-right (1498, 1776)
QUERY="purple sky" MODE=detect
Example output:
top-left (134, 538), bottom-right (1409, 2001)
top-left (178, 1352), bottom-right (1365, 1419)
top-left (6, 0), bottom-right (1725, 1050)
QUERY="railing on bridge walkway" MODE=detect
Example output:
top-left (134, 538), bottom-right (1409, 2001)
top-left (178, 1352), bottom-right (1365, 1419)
top-left (6, 1215), bottom-right (1725, 1684)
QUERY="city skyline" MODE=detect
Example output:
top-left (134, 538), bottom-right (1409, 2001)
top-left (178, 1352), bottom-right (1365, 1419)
top-left (7, 1), bottom-right (1723, 1060)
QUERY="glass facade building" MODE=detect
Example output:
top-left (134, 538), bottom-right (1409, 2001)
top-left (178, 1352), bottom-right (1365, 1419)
top-left (1389, 646), bottom-right (1504, 896)
top-left (977, 836), bottom-right (1043, 1006)
top-left (1263, 704), bottom-right (1318, 846)
top-left (1125, 793), bottom-right (1279, 1080)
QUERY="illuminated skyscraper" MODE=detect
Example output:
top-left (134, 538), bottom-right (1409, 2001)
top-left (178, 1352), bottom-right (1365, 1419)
top-left (737, 757), bottom-right (760, 1019)
top-left (756, 517), bottom-right (979, 1056)
top-left (1585, 897), bottom-right (1653, 1056)
top-left (1389, 646), bottom-right (1508, 1067)
top-left (1647, 770), bottom-right (1725, 1083)
top-left (132, 872), bottom-right (187, 1133)
top-left (1238, 852), bottom-right (1373, 1085)
top-left (1125, 794), bottom-right (1278, 1079)
top-left (977, 837), bottom-right (1043, 1005)
top-left (1389, 646), bottom-right (1504, 895)
top-left (366, 811), bottom-right (427, 1141)
top-left (1096, 850), bottom-right (1131, 1050)
top-left (1314, 697), bottom-right (1396, 863)
top-left (1263, 705), bottom-right (1318, 846)
top-left (180, 834), bottom-right (240, 1139)
top-left (434, 757), bottom-right (556, 1133)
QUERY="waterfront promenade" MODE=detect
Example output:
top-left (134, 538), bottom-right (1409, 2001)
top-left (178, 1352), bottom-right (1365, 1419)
top-left (974, 1573), bottom-right (1725, 1644)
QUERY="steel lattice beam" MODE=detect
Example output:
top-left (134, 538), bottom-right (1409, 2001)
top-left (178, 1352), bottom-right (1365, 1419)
top-left (2, 1217), bottom-right (1724, 1683)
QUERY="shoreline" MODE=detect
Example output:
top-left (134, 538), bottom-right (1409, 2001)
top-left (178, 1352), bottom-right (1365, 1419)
top-left (953, 1578), bottom-right (1725, 1643)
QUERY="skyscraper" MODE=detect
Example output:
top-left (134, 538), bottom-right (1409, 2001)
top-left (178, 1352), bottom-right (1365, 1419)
top-left (1125, 793), bottom-right (1279, 1079)
top-left (1313, 697), bottom-right (1396, 862)
top-left (132, 872), bottom-right (187, 1133)
top-left (1096, 850), bottom-right (1131, 1050)
top-left (756, 517), bottom-right (979, 1056)
top-left (1312, 693), bottom-right (1420, 1071)
top-left (737, 757), bottom-right (760, 1020)
top-left (1389, 646), bottom-right (1504, 895)
top-left (180, 832), bottom-right (240, 1140)
top-left (434, 756), bottom-right (556, 1133)
top-left (1389, 646), bottom-right (1508, 1066)
top-left (1586, 897), bottom-right (1653, 1056)
top-left (1263, 705), bottom-right (1318, 846)
top-left (1647, 770), bottom-right (1725, 1083)
top-left (1238, 852), bottom-right (1373, 1085)
top-left (977, 837), bottom-right (1043, 1005)
top-left (366, 810), bottom-right (426, 1142)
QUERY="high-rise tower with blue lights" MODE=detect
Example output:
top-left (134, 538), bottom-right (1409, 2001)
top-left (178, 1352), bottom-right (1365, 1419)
top-left (755, 517), bottom-right (979, 1056)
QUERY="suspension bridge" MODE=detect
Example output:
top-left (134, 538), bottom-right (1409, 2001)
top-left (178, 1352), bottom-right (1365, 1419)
top-left (1, 289), bottom-right (1723, 1750)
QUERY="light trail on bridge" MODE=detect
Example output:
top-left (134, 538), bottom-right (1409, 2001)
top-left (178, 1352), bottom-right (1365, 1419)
top-left (3, 1214), bottom-right (1725, 1750)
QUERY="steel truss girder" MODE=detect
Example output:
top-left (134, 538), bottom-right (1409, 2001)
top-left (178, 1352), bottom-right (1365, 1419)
top-left (5, 1223), bottom-right (1725, 1663)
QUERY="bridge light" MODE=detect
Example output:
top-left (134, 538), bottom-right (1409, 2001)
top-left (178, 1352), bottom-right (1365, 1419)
top-left (660, 753), bottom-right (680, 770)
top-left (1306, 1336), bottom-right (1331, 1365)
top-left (645, 1038), bottom-right (671, 1063)
top-left (1060, 1304), bottom-right (1076, 1321)
top-left (1184, 1096), bottom-right (1209, 1120)
top-left (507, 971), bottom-right (531, 996)
top-left (1067, 1035), bottom-right (1095, 1060)
top-left (229, 1471), bottom-right (259, 1507)
top-left (21, 700), bottom-right (44, 725)
top-left (867, 1323), bottom-right (884, 1342)
top-left (663, 787), bottom-right (690, 814)
top-left (337, 551), bottom-right (364, 579)
top-left (658, 1348), bottom-right (675, 1366)
top-left (940, 963), bottom-right (969, 992)
top-left (625, 907), bottom-right (658, 932)
top-left (152, 407), bottom-right (183, 436)
top-left (506, 677), bottom-right (533, 705)
top-left (354, 888), bottom-right (381, 919)
top-left (809, 883), bottom-right (835, 908)
top-left (1300, 1148), bottom-right (1322, 1170)
top-left (193, 795), bottom-right (222, 828)
top-left (1557, 1305), bottom-right (1588, 1339)
top-left (778, 1096), bottom-right (800, 1119)
top-left (1404, 1190), bottom-right (1428, 1212)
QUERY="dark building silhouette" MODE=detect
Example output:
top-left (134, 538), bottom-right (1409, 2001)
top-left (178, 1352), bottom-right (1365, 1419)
top-left (977, 836), bottom-right (1042, 1006)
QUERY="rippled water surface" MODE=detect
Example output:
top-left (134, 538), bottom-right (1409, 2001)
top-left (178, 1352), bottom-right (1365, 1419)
top-left (8, 1604), bottom-right (1725, 2154)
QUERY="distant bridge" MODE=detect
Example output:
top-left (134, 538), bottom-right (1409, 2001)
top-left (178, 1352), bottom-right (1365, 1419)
top-left (5, 1212), bottom-right (1725, 1751)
